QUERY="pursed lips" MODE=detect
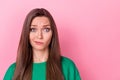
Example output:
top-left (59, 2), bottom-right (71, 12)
top-left (34, 41), bottom-right (44, 45)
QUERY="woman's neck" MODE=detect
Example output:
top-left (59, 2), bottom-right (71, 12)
top-left (33, 48), bottom-right (49, 63)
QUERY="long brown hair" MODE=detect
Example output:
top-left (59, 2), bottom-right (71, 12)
top-left (13, 8), bottom-right (64, 80)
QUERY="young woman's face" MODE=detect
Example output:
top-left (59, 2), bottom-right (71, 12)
top-left (29, 16), bottom-right (52, 51)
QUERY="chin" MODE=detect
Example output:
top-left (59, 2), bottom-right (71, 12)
top-left (35, 48), bottom-right (45, 50)
top-left (34, 46), bottom-right (47, 51)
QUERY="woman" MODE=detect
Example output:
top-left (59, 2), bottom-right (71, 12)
top-left (4, 8), bottom-right (81, 80)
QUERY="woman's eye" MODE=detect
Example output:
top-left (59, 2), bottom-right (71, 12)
top-left (30, 28), bottom-right (36, 32)
top-left (43, 28), bottom-right (51, 32)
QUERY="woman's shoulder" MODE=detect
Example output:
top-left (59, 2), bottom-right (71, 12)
top-left (61, 56), bottom-right (76, 67)
top-left (8, 63), bottom-right (16, 69)
top-left (61, 56), bottom-right (81, 80)
top-left (6, 63), bottom-right (16, 72)
top-left (3, 63), bottom-right (16, 80)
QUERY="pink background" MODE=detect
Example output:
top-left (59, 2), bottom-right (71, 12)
top-left (0, 0), bottom-right (120, 80)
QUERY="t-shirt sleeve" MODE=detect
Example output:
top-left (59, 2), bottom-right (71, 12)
top-left (68, 60), bottom-right (81, 80)
top-left (62, 57), bottom-right (81, 80)
top-left (3, 63), bottom-right (15, 80)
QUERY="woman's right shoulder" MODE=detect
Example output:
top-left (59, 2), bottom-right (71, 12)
top-left (7, 63), bottom-right (16, 71)
top-left (3, 63), bottom-right (16, 80)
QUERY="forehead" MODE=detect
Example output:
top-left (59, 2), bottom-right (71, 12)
top-left (31, 16), bottom-right (50, 25)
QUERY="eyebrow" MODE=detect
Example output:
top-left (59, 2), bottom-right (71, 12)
top-left (30, 24), bottom-right (51, 27)
top-left (30, 25), bottom-right (37, 27)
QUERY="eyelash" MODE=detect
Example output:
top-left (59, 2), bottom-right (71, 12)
top-left (30, 28), bottom-right (51, 33)
top-left (43, 28), bottom-right (51, 32)
top-left (30, 28), bottom-right (36, 32)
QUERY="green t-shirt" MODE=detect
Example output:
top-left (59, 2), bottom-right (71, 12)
top-left (3, 57), bottom-right (81, 80)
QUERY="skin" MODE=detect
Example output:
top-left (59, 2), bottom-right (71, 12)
top-left (29, 16), bottom-right (52, 63)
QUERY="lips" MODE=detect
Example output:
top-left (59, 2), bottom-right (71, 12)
top-left (34, 41), bottom-right (44, 45)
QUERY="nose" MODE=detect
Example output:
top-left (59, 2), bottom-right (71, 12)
top-left (36, 29), bottom-right (43, 39)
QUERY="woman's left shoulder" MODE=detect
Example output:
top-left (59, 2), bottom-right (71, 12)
top-left (61, 56), bottom-right (81, 80)
top-left (61, 56), bottom-right (76, 67)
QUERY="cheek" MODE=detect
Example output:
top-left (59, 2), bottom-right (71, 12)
top-left (29, 34), bottom-right (34, 42)
top-left (45, 33), bottom-right (52, 43)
